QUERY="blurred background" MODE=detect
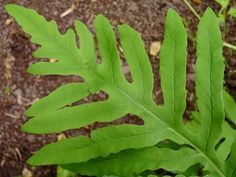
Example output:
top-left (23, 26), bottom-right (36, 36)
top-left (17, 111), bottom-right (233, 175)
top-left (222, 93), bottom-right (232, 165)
top-left (1, 0), bottom-right (236, 176)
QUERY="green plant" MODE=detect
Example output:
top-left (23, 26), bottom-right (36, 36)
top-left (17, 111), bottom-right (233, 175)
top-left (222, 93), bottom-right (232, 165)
top-left (215, 0), bottom-right (229, 19)
top-left (215, 0), bottom-right (229, 8)
top-left (2, 85), bottom-right (11, 94)
top-left (57, 166), bottom-right (76, 177)
top-left (5, 4), bottom-right (236, 177)
top-left (183, 0), bottom-right (236, 50)
top-left (213, 0), bottom-right (236, 20)
top-left (228, 8), bottom-right (236, 17)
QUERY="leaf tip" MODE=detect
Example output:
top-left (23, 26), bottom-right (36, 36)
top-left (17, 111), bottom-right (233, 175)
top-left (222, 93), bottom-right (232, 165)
top-left (74, 19), bottom-right (81, 26)
top-left (118, 24), bottom-right (138, 36)
top-left (94, 14), bottom-right (109, 26)
top-left (27, 65), bottom-right (37, 75)
top-left (167, 8), bottom-right (178, 15)
top-left (95, 14), bottom-right (106, 19)
top-left (4, 4), bottom-right (16, 12)
top-left (118, 24), bottom-right (129, 31)
top-left (5, 4), bottom-right (25, 16)
top-left (203, 7), bottom-right (217, 19)
top-left (26, 155), bottom-right (37, 166)
top-left (20, 122), bottom-right (31, 133)
top-left (24, 108), bottom-right (33, 117)
top-left (166, 8), bottom-right (182, 22)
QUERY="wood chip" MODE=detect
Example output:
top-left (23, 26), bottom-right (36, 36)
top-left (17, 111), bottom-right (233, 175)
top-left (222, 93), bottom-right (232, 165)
top-left (14, 89), bottom-right (23, 105)
top-left (4, 113), bottom-right (19, 119)
top-left (5, 18), bottom-right (13, 26)
top-left (149, 41), bottom-right (161, 56)
top-left (60, 4), bottom-right (75, 18)
top-left (24, 98), bottom-right (39, 106)
top-left (1, 159), bottom-right (5, 167)
top-left (57, 133), bottom-right (66, 141)
top-left (4, 54), bottom-right (15, 80)
top-left (22, 167), bottom-right (33, 177)
top-left (118, 45), bottom-right (123, 53)
top-left (49, 58), bottom-right (57, 62)
top-left (15, 147), bottom-right (22, 161)
top-left (193, 0), bottom-right (202, 4)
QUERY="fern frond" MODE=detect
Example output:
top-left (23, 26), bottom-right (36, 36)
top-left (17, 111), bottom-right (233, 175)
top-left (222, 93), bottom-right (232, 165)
top-left (5, 4), bottom-right (236, 177)
top-left (62, 147), bottom-right (202, 177)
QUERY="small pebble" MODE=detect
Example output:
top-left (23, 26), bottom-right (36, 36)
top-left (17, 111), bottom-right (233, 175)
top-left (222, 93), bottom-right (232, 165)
top-left (5, 18), bottom-right (12, 26)
top-left (57, 133), bottom-right (66, 141)
top-left (150, 41), bottom-right (161, 56)
top-left (22, 167), bottom-right (33, 177)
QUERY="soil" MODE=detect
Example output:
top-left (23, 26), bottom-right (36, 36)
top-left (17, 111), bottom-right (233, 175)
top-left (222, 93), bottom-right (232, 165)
top-left (0, 0), bottom-right (236, 177)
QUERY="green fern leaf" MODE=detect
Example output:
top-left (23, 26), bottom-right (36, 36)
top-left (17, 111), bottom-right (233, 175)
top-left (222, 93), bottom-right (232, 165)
top-left (214, 0), bottom-right (229, 8)
top-left (62, 146), bottom-right (202, 177)
top-left (5, 5), bottom-right (185, 165)
top-left (159, 8), bottom-right (187, 127)
top-left (223, 90), bottom-right (236, 125)
top-left (225, 139), bottom-right (236, 177)
top-left (195, 7), bottom-right (225, 152)
top-left (5, 4), bottom-right (236, 177)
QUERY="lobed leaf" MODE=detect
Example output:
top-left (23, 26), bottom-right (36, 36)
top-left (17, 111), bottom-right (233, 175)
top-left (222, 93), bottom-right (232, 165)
top-left (228, 8), bottom-right (236, 17)
top-left (223, 90), bottom-right (236, 125)
top-left (23, 100), bottom-right (129, 133)
top-left (159, 9), bottom-right (187, 127)
top-left (6, 4), bottom-right (186, 164)
top-left (119, 24), bottom-right (153, 102)
top-left (26, 83), bottom-right (93, 117)
top-left (225, 139), bottom-right (236, 177)
top-left (62, 147), bottom-right (202, 177)
top-left (215, 0), bottom-right (229, 8)
top-left (196, 8), bottom-right (225, 151)
top-left (5, 4), bottom-right (236, 177)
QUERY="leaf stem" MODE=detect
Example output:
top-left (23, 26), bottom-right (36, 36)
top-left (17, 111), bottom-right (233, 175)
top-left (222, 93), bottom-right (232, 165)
top-left (183, 0), bottom-right (200, 20)
top-left (223, 42), bottom-right (236, 50)
top-left (183, 0), bottom-right (236, 50)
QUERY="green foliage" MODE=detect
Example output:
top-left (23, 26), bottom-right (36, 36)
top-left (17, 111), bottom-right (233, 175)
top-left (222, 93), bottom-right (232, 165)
top-left (5, 4), bottom-right (236, 177)
top-left (228, 8), bottom-right (236, 18)
top-left (62, 147), bottom-right (202, 177)
top-left (223, 90), bottom-right (236, 125)
top-left (57, 166), bottom-right (76, 177)
top-left (215, 0), bottom-right (229, 8)
top-left (213, 0), bottom-right (236, 39)
top-left (2, 85), bottom-right (11, 94)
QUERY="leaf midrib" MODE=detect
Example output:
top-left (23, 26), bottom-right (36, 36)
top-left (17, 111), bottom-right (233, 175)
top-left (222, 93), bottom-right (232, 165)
top-left (92, 70), bottom-right (226, 177)
top-left (36, 127), bottom-right (168, 165)
top-left (53, 37), bottom-right (226, 177)
top-left (202, 24), bottom-right (215, 154)
top-left (20, 11), bottom-right (225, 176)
top-left (64, 39), bottom-right (226, 177)
top-left (10, 5), bottom-right (227, 176)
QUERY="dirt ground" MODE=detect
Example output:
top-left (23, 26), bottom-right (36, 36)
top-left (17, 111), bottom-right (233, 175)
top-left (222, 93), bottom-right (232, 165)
top-left (1, 0), bottom-right (236, 176)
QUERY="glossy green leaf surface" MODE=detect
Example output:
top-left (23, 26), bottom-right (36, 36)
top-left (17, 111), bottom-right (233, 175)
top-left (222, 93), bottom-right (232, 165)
top-left (215, 0), bottom-right (229, 8)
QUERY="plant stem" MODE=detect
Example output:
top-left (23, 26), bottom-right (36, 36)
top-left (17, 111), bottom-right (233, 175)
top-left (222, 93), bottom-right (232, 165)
top-left (223, 42), bottom-right (236, 50)
top-left (183, 0), bottom-right (236, 50)
top-left (218, 7), bottom-right (224, 16)
top-left (223, 8), bottom-right (227, 39)
top-left (183, 0), bottom-right (200, 20)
